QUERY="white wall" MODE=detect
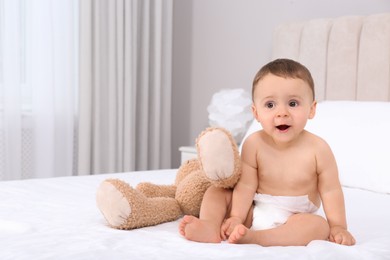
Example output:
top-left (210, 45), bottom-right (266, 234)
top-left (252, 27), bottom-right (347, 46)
top-left (172, 0), bottom-right (390, 167)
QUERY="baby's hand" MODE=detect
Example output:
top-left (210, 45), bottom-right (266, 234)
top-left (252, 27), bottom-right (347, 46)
top-left (220, 216), bottom-right (242, 240)
top-left (329, 226), bottom-right (356, 246)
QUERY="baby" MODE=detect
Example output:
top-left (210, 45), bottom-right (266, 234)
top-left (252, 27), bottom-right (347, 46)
top-left (179, 58), bottom-right (355, 246)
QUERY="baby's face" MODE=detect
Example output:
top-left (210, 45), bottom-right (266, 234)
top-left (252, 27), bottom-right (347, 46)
top-left (252, 74), bottom-right (316, 145)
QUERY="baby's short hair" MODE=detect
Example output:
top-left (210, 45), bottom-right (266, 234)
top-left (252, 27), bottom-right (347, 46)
top-left (252, 58), bottom-right (315, 100)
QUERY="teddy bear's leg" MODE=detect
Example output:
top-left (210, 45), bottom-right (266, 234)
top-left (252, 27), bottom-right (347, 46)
top-left (136, 183), bottom-right (176, 198)
top-left (135, 159), bottom-right (201, 198)
top-left (196, 127), bottom-right (241, 188)
top-left (174, 159), bottom-right (201, 185)
top-left (96, 179), bottom-right (182, 229)
top-left (175, 170), bottom-right (211, 216)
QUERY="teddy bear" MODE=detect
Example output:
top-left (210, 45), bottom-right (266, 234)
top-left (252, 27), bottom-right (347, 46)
top-left (96, 127), bottom-right (241, 230)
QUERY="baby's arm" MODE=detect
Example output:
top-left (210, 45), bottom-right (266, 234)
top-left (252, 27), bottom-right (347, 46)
top-left (317, 140), bottom-right (356, 246)
top-left (221, 136), bottom-right (258, 238)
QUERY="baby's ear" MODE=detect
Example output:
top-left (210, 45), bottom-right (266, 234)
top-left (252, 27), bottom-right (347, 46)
top-left (251, 104), bottom-right (259, 121)
top-left (309, 101), bottom-right (317, 119)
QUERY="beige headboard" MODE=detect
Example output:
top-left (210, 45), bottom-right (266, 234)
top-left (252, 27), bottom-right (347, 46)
top-left (272, 13), bottom-right (390, 101)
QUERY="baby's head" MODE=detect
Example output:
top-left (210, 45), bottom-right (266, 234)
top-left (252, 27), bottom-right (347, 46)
top-left (252, 59), bottom-right (315, 101)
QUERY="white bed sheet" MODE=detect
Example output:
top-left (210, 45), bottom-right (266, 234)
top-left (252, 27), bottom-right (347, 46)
top-left (1, 169), bottom-right (389, 260)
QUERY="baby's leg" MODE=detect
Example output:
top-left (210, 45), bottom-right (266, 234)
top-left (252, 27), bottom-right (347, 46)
top-left (179, 186), bottom-right (232, 243)
top-left (229, 213), bottom-right (329, 246)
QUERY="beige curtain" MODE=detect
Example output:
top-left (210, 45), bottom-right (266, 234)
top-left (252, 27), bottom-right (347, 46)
top-left (78, 0), bottom-right (172, 175)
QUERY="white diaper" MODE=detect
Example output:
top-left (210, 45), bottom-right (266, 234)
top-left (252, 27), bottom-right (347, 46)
top-left (251, 193), bottom-right (319, 231)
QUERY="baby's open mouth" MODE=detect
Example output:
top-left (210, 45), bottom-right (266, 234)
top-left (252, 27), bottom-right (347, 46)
top-left (276, 125), bottom-right (290, 131)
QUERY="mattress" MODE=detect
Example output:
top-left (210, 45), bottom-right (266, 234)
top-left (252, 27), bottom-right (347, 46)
top-left (1, 169), bottom-right (389, 260)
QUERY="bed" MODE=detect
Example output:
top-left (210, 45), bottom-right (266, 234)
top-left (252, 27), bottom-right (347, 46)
top-left (1, 13), bottom-right (390, 260)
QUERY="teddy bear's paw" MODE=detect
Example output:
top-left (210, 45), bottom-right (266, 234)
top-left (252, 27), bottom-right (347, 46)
top-left (197, 127), bottom-right (241, 188)
top-left (96, 179), bottom-right (132, 228)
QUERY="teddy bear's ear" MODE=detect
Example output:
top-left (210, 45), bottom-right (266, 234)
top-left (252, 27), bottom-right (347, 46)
top-left (196, 127), bottom-right (241, 188)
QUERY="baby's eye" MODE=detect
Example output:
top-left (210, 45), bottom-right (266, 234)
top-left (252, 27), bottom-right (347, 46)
top-left (265, 102), bottom-right (275, 109)
top-left (289, 100), bottom-right (298, 107)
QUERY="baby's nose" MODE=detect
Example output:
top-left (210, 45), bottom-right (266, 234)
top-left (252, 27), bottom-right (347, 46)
top-left (276, 105), bottom-right (289, 117)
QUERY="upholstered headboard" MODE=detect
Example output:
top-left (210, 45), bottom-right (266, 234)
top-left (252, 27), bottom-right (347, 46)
top-left (272, 13), bottom-right (390, 101)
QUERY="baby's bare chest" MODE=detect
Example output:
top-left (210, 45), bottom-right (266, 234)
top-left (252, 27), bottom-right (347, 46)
top-left (257, 150), bottom-right (317, 189)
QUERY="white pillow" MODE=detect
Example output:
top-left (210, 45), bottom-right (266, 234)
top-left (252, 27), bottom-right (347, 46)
top-left (239, 119), bottom-right (262, 153)
top-left (240, 101), bottom-right (390, 193)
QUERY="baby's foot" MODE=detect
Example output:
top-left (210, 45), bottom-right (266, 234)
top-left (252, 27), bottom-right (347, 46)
top-left (228, 224), bottom-right (256, 244)
top-left (179, 215), bottom-right (221, 243)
